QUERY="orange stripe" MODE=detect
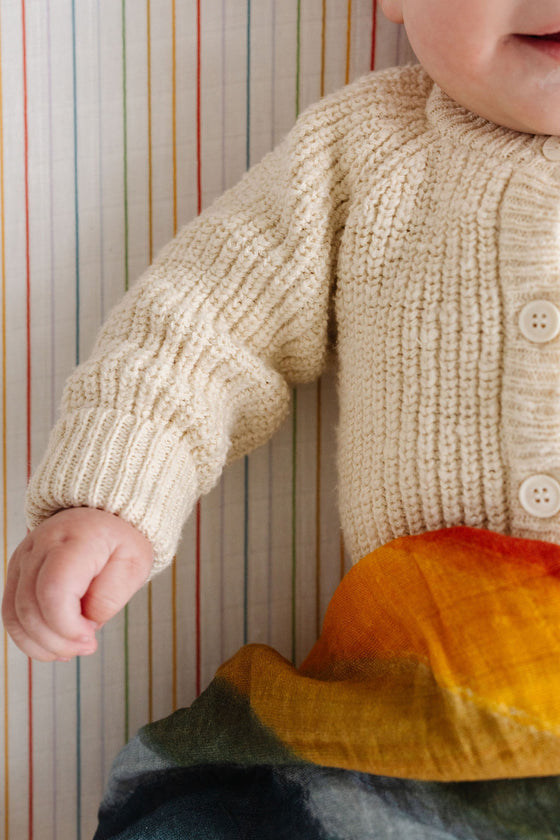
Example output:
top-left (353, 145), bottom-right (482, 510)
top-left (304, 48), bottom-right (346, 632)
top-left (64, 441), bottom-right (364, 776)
top-left (315, 381), bottom-right (322, 638)
top-left (314, 0), bottom-right (333, 642)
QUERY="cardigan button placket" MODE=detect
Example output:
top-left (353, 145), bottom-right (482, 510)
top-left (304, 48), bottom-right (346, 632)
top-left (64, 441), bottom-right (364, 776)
top-left (519, 475), bottom-right (560, 518)
top-left (518, 300), bottom-right (560, 343)
top-left (542, 136), bottom-right (560, 162)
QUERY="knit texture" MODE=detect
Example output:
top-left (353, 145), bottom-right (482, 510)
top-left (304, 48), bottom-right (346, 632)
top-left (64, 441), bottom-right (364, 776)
top-left (26, 64), bottom-right (560, 570)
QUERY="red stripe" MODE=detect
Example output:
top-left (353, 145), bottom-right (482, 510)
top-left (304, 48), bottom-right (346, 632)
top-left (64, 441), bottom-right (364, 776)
top-left (195, 0), bottom-right (202, 697)
top-left (370, 0), bottom-right (377, 70)
top-left (21, 2), bottom-right (34, 836)
top-left (27, 660), bottom-right (33, 838)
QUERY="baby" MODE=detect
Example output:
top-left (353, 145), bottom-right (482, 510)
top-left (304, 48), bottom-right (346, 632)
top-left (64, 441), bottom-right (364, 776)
top-left (4, 0), bottom-right (560, 662)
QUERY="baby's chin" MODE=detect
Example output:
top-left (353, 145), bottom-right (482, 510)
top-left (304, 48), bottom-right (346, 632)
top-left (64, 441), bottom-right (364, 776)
top-left (479, 103), bottom-right (560, 136)
top-left (494, 96), bottom-right (560, 137)
top-left (444, 81), bottom-right (560, 138)
top-left (424, 43), bottom-right (560, 137)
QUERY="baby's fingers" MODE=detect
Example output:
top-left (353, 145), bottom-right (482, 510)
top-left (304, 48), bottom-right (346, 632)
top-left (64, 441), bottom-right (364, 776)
top-left (34, 543), bottom-right (104, 645)
top-left (2, 509), bottom-right (154, 661)
top-left (3, 550), bottom-right (91, 661)
top-left (81, 550), bottom-right (152, 626)
top-left (2, 563), bottom-right (57, 661)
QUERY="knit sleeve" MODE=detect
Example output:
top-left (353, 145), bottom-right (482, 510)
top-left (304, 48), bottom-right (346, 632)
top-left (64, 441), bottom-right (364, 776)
top-left (25, 96), bottom-right (350, 571)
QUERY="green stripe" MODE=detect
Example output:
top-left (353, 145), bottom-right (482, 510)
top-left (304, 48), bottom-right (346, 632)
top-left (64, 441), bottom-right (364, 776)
top-left (72, 0), bottom-right (80, 364)
top-left (122, 0), bottom-right (130, 743)
top-left (296, 0), bottom-right (301, 118)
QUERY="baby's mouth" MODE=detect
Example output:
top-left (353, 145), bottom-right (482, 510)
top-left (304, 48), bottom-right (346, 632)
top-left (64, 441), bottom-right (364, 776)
top-left (514, 30), bottom-right (560, 59)
top-left (529, 31), bottom-right (560, 41)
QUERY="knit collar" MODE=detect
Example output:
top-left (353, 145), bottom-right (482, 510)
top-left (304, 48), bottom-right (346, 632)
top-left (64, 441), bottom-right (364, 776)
top-left (425, 77), bottom-right (560, 174)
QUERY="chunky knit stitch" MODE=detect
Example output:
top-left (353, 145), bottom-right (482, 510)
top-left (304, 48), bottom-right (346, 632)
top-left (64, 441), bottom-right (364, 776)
top-left (26, 64), bottom-right (560, 571)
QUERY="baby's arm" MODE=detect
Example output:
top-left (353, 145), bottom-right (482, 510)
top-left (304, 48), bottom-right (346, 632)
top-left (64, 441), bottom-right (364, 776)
top-left (11, 85), bottom-right (358, 661)
top-left (1, 507), bottom-right (153, 661)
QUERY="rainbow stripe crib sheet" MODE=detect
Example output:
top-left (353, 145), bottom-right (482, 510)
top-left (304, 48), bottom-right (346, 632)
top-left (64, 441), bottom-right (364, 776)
top-left (95, 527), bottom-right (560, 838)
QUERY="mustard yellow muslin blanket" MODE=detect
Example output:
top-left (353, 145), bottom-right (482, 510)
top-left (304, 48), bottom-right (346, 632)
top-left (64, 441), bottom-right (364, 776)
top-left (95, 528), bottom-right (560, 839)
top-left (214, 526), bottom-right (560, 781)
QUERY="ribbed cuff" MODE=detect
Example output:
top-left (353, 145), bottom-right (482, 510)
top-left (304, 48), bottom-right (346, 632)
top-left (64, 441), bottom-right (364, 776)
top-left (25, 408), bottom-right (199, 573)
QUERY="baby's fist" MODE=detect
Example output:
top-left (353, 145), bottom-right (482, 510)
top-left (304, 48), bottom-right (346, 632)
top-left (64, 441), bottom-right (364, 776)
top-left (1, 508), bottom-right (153, 661)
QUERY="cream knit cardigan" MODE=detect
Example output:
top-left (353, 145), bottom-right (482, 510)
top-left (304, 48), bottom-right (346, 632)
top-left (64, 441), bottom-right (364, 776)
top-left (26, 64), bottom-right (560, 571)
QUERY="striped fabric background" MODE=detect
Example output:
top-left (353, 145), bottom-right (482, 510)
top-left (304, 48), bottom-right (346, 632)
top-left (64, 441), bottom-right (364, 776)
top-left (0, 2), bottom-right (413, 837)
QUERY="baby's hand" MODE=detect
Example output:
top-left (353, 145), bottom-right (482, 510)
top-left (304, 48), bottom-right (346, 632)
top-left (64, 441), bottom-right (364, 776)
top-left (1, 507), bottom-right (153, 662)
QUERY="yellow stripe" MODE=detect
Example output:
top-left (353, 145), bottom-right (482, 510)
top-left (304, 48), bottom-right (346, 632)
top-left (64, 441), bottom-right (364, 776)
top-left (338, 0), bottom-right (353, 580)
top-left (0, 0), bottom-right (9, 830)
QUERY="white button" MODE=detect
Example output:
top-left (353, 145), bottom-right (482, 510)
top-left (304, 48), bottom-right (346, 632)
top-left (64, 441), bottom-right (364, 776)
top-left (519, 475), bottom-right (560, 518)
top-left (542, 136), bottom-right (560, 161)
top-left (519, 300), bottom-right (560, 343)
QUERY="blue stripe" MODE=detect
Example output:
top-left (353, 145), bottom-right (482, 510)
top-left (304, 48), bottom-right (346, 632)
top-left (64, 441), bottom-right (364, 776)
top-left (246, 0), bottom-right (251, 170)
top-left (291, 0), bottom-right (302, 666)
top-left (71, 0), bottom-right (80, 366)
top-left (243, 0), bottom-right (252, 645)
top-left (70, 2), bottom-right (82, 836)
top-left (121, 0), bottom-right (131, 741)
top-left (95, 0), bottom-right (107, 789)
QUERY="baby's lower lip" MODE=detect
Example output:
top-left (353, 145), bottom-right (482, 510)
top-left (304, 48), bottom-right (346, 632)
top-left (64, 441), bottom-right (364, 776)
top-left (515, 32), bottom-right (560, 61)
